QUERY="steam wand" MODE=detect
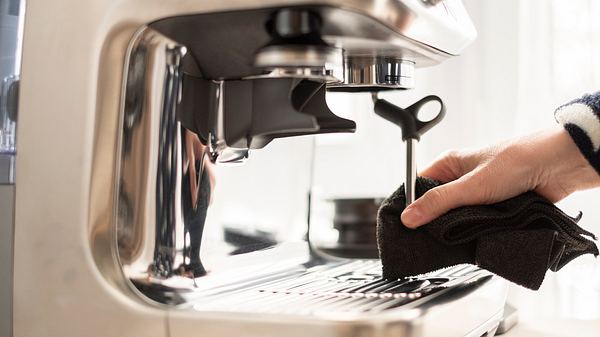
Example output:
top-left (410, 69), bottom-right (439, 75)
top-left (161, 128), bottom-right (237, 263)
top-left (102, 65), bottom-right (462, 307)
top-left (371, 93), bottom-right (446, 205)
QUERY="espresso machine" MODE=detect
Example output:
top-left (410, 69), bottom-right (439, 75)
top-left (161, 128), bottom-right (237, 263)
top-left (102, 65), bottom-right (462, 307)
top-left (4, 1), bottom-right (511, 336)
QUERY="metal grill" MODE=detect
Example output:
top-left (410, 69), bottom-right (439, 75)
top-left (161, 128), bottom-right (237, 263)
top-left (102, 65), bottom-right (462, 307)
top-left (198, 260), bottom-right (487, 315)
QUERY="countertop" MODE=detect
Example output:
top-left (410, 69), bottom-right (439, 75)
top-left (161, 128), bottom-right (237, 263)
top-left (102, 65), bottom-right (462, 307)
top-left (501, 256), bottom-right (600, 337)
top-left (504, 318), bottom-right (600, 337)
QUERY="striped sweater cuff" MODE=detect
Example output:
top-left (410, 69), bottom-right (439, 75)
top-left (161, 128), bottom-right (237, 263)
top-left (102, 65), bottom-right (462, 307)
top-left (555, 91), bottom-right (600, 175)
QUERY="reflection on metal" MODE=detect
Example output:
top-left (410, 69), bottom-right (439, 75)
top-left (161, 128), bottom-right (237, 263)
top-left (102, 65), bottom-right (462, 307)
top-left (1, 2), bottom-right (24, 336)
top-left (254, 8), bottom-right (349, 84)
top-left (206, 80), bottom-right (249, 164)
top-left (329, 57), bottom-right (415, 91)
top-left (315, 198), bottom-right (383, 259)
top-left (108, 7), bottom-right (506, 337)
top-left (253, 45), bottom-right (344, 83)
top-left (1, 73), bottom-right (19, 184)
top-left (197, 261), bottom-right (492, 314)
top-left (185, 256), bottom-right (507, 337)
top-left (115, 26), bottom-right (356, 305)
top-left (117, 28), bottom-right (210, 300)
top-left (244, 66), bottom-right (342, 84)
top-left (150, 43), bottom-right (188, 278)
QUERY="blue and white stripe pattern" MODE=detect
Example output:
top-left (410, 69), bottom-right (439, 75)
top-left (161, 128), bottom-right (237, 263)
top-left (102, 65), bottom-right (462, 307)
top-left (555, 91), bottom-right (600, 175)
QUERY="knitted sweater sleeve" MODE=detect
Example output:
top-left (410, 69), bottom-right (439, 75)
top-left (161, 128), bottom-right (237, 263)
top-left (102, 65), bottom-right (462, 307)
top-left (555, 91), bottom-right (600, 175)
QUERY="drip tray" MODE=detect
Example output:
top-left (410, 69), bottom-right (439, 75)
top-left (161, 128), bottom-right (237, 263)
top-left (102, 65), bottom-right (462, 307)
top-left (173, 258), bottom-right (509, 337)
top-left (196, 261), bottom-right (491, 315)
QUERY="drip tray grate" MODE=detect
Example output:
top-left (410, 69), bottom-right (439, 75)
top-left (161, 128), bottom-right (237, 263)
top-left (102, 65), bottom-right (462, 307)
top-left (197, 260), bottom-right (489, 315)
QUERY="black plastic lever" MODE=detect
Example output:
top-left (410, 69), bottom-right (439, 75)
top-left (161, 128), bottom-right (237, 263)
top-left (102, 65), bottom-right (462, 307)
top-left (373, 95), bottom-right (446, 141)
top-left (373, 94), bottom-right (446, 205)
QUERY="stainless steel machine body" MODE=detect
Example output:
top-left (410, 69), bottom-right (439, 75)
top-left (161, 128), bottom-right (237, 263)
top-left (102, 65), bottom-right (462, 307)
top-left (10, 1), bottom-right (508, 336)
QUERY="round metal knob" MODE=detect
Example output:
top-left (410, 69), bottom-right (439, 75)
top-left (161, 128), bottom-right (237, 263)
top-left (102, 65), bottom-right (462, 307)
top-left (270, 9), bottom-right (322, 39)
top-left (328, 57), bottom-right (415, 91)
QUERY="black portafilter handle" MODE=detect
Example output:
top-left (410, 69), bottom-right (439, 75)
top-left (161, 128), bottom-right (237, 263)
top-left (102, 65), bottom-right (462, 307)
top-left (373, 95), bottom-right (446, 141)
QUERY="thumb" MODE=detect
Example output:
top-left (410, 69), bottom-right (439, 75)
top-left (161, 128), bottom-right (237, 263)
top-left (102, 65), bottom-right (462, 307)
top-left (401, 177), bottom-right (479, 228)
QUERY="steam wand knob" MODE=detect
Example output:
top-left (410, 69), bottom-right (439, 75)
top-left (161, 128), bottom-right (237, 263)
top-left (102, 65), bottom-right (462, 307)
top-left (372, 94), bottom-right (446, 205)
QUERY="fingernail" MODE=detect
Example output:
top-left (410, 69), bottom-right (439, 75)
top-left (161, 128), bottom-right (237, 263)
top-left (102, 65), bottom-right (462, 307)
top-left (401, 207), bottom-right (423, 228)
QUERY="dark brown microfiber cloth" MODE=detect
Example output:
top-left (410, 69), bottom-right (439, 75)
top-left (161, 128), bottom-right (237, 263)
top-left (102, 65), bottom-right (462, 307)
top-left (377, 177), bottom-right (599, 290)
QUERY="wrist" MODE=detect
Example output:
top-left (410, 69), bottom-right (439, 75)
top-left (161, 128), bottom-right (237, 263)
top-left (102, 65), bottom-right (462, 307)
top-left (542, 127), bottom-right (600, 193)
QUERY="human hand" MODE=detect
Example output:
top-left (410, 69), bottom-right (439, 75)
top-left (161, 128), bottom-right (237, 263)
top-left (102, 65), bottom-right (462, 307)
top-left (401, 127), bottom-right (600, 228)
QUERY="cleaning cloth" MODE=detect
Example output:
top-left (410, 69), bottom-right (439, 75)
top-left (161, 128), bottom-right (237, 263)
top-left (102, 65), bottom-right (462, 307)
top-left (377, 177), bottom-right (599, 290)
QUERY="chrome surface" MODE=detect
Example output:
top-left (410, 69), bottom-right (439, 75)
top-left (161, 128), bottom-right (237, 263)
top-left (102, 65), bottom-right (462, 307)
top-left (1, 75), bottom-right (18, 154)
top-left (178, 253), bottom-right (507, 337)
top-left (254, 45), bottom-right (343, 69)
top-left (150, 44), bottom-right (188, 278)
top-left (2, 1), bottom-right (22, 336)
top-left (192, 261), bottom-right (490, 314)
top-left (254, 45), bottom-right (344, 83)
top-left (101, 2), bottom-right (504, 336)
top-left (0, 74), bottom-right (17, 183)
top-left (148, 1), bottom-right (476, 82)
top-left (406, 139), bottom-right (417, 205)
top-left (1, 0), bottom-right (23, 185)
top-left (313, 198), bottom-right (382, 259)
top-left (331, 57), bottom-right (415, 91)
top-left (116, 26), bottom-right (317, 303)
top-left (245, 67), bottom-right (340, 83)
top-left (205, 80), bottom-right (250, 164)
top-left (116, 28), bottom-right (200, 287)
top-left (317, 0), bottom-right (477, 59)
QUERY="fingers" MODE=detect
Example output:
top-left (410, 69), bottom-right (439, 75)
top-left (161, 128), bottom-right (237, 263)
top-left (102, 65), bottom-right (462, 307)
top-left (401, 170), bottom-right (492, 228)
top-left (401, 150), bottom-right (473, 228)
top-left (401, 179), bottom-right (466, 228)
top-left (400, 131), bottom-right (582, 229)
top-left (401, 147), bottom-right (498, 228)
top-left (419, 149), bottom-right (483, 183)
